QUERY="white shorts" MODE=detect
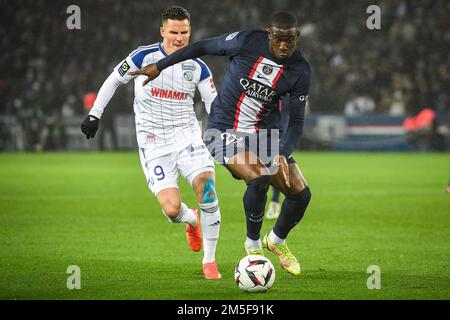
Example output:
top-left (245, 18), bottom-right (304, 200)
top-left (138, 140), bottom-right (215, 196)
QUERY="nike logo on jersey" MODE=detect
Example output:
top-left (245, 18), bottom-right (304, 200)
top-left (256, 74), bottom-right (267, 80)
top-left (150, 88), bottom-right (188, 100)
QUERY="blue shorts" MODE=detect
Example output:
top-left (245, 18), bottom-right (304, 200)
top-left (203, 128), bottom-right (296, 180)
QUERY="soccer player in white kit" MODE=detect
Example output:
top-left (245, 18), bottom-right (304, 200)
top-left (81, 6), bottom-right (222, 279)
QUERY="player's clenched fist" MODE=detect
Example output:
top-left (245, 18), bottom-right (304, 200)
top-left (81, 115), bottom-right (99, 139)
top-left (129, 63), bottom-right (161, 86)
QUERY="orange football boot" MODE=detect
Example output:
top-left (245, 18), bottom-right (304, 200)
top-left (202, 261), bottom-right (222, 280)
top-left (186, 208), bottom-right (202, 252)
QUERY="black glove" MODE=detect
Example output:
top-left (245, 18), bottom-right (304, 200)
top-left (81, 115), bottom-right (99, 139)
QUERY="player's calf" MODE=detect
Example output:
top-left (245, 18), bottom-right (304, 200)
top-left (161, 202), bottom-right (182, 220)
top-left (273, 186), bottom-right (311, 240)
top-left (196, 176), bottom-right (221, 266)
top-left (161, 201), bottom-right (198, 228)
top-left (159, 199), bottom-right (202, 252)
top-left (243, 175), bottom-right (271, 243)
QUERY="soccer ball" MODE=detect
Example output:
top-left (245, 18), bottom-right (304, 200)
top-left (234, 255), bottom-right (275, 292)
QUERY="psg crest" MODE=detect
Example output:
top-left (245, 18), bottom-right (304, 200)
top-left (262, 65), bottom-right (273, 75)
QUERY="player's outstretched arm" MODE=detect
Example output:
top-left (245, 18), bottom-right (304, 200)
top-left (81, 72), bottom-right (124, 139)
top-left (128, 38), bottom-right (220, 86)
top-left (130, 33), bottom-right (244, 86)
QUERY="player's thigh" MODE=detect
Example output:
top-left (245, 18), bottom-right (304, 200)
top-left (177, 139), bottom-right (215, 190)
top-left (270, 162), bottom-right (308, 196)
top-left (227, 151), bottom-right (269, 181)
top-left (139, 149), bottom-right (179, 196)
top-left (204, 130), bottom-right (268, 182)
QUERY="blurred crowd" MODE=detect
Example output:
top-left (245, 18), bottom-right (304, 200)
top-left (0, 0), bottom-right (449, 150)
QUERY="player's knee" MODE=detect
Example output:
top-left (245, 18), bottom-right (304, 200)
top-left (286, 186), bottom-right (311, 207)
top-left (201, 177), bottom-right (218, 204)
top-left (246, 175), bottom-right (271, 193)
top-left (162, 202), bottom-right (182, 219)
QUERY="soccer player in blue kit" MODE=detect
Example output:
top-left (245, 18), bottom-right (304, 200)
top-left (129, 12), bottom-right (311, 276)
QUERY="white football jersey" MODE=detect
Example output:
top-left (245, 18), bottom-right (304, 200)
top-left (114, 42), bottom-right (217, 157)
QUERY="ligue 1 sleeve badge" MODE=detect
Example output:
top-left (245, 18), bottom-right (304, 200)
top-left (119, 61), bottom-right (130, 76)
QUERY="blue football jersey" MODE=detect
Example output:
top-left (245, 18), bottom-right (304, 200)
top-left (204, 30), bottom-right (311, 133)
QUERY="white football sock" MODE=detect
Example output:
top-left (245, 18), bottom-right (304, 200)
top-left (200, 200), bottom-right (221, 264)
top-left (246, 237), bottom-right (262, 250)
top-left (269, 229), bottom-right (286, 245)
top-left (164, 202), bottom-right (197, 227)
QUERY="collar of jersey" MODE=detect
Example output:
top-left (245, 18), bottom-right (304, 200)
top-left (159, 42), bottom-right (168, 57)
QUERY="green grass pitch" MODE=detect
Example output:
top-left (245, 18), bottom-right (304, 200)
top-left (0, 152), bottom-right (449, 300)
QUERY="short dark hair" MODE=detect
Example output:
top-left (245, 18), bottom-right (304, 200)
top-left (162, 6), bottom-right (191, 24)
top-left (269, 11), bottom-right (298, 30)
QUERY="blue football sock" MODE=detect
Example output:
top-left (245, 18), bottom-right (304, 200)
top-left (243, 176), bottom-right (270, 240)
top-left (273, 187), bottom-right (311, 239)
